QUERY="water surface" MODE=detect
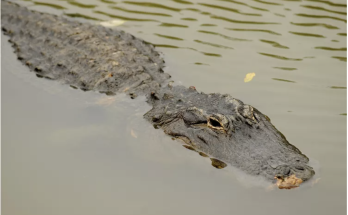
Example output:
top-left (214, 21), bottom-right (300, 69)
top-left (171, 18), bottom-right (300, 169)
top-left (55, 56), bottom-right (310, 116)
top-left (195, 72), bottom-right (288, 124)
top-left (2, 0), bottom-right (346, 214)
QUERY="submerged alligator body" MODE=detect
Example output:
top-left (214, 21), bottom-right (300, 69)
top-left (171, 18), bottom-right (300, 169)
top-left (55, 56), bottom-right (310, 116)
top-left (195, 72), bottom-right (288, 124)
top-left (2, 1), bottom-right (315, 189)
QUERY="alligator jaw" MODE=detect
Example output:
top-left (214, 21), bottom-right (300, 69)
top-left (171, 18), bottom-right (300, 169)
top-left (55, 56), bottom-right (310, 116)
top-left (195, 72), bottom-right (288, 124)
top-left (274, 164), bottom-right (315, 189)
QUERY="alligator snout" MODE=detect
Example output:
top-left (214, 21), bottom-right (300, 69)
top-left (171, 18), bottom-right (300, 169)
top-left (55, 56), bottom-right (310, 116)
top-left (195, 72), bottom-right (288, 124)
top-left (274, 164), bottom-right (315, 189)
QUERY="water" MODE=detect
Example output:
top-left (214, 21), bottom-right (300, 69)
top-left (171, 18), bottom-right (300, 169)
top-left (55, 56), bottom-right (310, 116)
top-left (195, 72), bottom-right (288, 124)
top-left (2, 0), bottom-right (346, 214)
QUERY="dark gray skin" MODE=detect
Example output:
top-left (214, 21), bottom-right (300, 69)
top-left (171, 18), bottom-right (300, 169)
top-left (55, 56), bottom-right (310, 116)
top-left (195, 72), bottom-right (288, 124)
top-left (145, 85), bottom-right (314, 182)
top-left (2, 1), bottom-right (314, 186)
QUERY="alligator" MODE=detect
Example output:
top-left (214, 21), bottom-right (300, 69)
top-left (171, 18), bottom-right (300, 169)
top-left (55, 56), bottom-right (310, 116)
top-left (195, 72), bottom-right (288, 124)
top-left (2, 1), bottom-right (315, 189)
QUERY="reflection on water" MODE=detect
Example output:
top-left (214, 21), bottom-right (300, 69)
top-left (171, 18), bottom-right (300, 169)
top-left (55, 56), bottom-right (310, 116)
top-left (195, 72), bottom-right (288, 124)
top-left (2, 0), bottom-right (347, 214)
top-left (33, 1), bottom-right (67, 9)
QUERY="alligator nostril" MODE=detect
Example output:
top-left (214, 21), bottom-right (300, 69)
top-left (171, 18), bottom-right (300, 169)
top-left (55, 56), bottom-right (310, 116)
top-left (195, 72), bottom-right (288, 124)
top-left (295, 166), bottom-right (305, 171)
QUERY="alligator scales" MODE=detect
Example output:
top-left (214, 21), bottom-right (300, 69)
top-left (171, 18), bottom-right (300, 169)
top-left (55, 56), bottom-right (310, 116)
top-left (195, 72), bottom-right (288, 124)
top-left (2, 1), bottom-right (315, 189)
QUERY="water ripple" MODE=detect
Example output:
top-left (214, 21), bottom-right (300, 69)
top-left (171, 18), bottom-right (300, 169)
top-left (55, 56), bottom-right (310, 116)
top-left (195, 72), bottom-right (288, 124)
top-left (198, 30), bottom-right (252, 41)
top-left (109, 6), bottom-right (172, 17)
top-left (65, 13), bottom-right (102, 21)
top-left (253, 0), bottom-right (283, 6)
top-left (159, 23), bottom-right (188, 28)
top-left (259, 52), bottom-right (303, 61)
top-left (217, 0), bottom-right (269, 11)
top-left (154, 33), bottom-right (184, 41)
top-left (202, 52), bottom-right (222, 57)
top-left (122, 1), bottom-right (182, 12)
top-left (315, 47), bottom-right (347, 51)
top-left (94, 11), bottom-right (158, 21)
top-left (332, 56), bottom-right (347, 62)
top-left (172, 0), bottom-right (193, 5)
top-left (301, 5), bottom-right (347, 16)
top-left (226, 28), bottom-right (281, 35)
top-left (289, 31), bottom-right (325, 38)
top-left (304, 0), bottom-right (347, 8)
top-left (201, 24), bottom-right (217, 27)
top-left (330, 86), bottom-right (347, 89)
top-left (66, 1), bottom-right (97, 9)
top-left (181, 18), bottom-right (197, 21)
top-left (211, 15), bottom-right (279, 24)
top-left (194, 40), bottom-right (234, 49)
top-left (260, 39), bottom-right (289, 49)
top-left (296, 13), bottom-right (347, 23)
top-left (272, 78), bottom-right (296, 83)
top-left (290, 22), bottom-right (339, 29)
top-left (197, 3), bottom-right (262, 16)
top-left (33, 1), bottom-right (66, 10)
top-left (273, 67), bottom-right (297, 71)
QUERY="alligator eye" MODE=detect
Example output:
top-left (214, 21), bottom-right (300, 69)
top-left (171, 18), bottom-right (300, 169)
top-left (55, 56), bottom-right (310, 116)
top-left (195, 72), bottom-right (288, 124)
top-left (209, 118), bottom-right (222, 128)
top-left (207, 116), bottom-right (225, 130)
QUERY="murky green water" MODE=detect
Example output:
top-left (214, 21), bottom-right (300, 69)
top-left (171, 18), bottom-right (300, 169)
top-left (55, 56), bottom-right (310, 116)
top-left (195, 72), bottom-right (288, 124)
top-left (2, 0), bottom-right (346, 214)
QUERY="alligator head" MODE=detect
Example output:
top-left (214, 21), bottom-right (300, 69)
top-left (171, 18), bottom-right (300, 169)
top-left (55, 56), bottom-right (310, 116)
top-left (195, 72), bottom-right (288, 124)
top-left (145, 85), bottom-right (315, 189)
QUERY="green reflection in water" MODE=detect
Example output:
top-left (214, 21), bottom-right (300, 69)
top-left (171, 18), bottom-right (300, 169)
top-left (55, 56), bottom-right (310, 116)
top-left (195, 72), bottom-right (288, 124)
top-left (217, 0), bottom-right (269, 12)
top-left (226, 28), bottom-right (281, 35)
top-left (181, 18), bottom-right (197, 21)
top-left (65, 13), bottom-right (102, 21)
top-left (332, 56), bottom-right (347, 62)
top-left (33, 2), bottom-right (66, 10)
top-left (272, 78), bottom-right (296, 83)
top-left (289, 31), bottom-right (325, 38)
top-left (253, 0), bottom-right (282, 6)
top-left (159, 23), bottom-right (188, 28)
top-left (152, 44), bottom-right (222, 58)
top-left (290, 22), bottom-right (339, 29)
top-left (339, 113), bottom-right (347, 116)
top-left (172, 0), bottom-right (193, 4)
top-left (260, 39), bottom-right (289, 49)
top-left (201, 11), bottom-right (211, 15)
top-left (195, 62), bottom-right (209, 65)
top-left (198, 30), bottom-right (251, 41)
top-left (99, 0), bottom-right (116, 4)
top-left (153, 44), bottom-right (180, 48)
top-left (274, 13), bottom-right (285, 17)
top-left (259, 52), bottom-right (302, 61)
top-left (110, 6), bottom-right (172, 17)
top-left (154, 33), bottom-right (184, 41)
top-left (301, 5), bottom-right (347, 16)
top-left (330, 86), bottom-right (347, 89)
top-left (194, 40), bottom-right (233, 49)
top-left (201, 24), bottom-right (217, 27)
top-left (211, 15), bottom-right (279, 24)
top-left (67, 1), bottom-right (97, 9)
top-left (296, 13), bottom-right (347, 23)
top-left (305, 0), bottom-right (347, 8)
top-left (185, 8), bottom-right (200, 12)
top-left (273, 67), bottom-right (297, 71)
top-left (94, 11), bottom-right (157, 22)
top-left (202, 52), bottom-right (222, 57)
top-left (332, 40), bottom-right (339, 42)
top-left (337, 33), bottom-right (346, 36)
top-left (315, 47), bottom-right (346, 51)
top-left (197, 3), bottom-right (262, 16)
top-left (122, 1), bottom-right (181, 12)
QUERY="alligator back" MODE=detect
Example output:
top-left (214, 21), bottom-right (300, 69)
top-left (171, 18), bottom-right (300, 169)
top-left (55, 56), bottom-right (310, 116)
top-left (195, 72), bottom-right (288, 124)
top-left (1, 1), bottom-right (170, 96)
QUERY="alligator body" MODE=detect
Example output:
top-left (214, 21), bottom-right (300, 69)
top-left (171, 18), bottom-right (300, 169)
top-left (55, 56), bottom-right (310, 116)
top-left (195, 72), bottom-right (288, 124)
top-left (2, 1), bottom-right (315, 188)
